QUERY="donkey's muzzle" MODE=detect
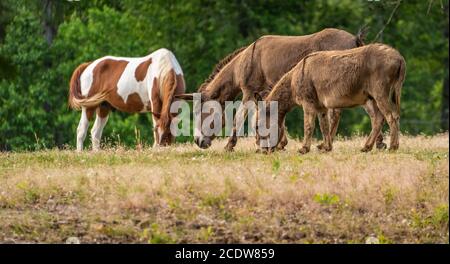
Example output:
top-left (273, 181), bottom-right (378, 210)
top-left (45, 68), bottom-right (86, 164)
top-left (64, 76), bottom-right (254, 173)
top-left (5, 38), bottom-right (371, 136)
top-left (195, 136), bottom-right (211, 149)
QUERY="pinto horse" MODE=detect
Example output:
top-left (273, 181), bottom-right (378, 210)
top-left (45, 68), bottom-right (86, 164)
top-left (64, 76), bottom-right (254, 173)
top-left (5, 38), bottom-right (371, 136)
top-left (68, 48), bottom-right (185, 151)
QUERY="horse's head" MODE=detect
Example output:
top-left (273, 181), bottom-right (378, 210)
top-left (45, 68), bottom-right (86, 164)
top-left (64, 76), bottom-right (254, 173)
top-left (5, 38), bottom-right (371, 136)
top-left (153, 112), bottom-right (176, 147)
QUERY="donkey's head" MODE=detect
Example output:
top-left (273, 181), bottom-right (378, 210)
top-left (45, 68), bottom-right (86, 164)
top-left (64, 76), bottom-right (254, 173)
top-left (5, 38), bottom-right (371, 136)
top-left (255, 95), bottom-right (282, 153)
top-left (174, 92), bottom-right (220, 149)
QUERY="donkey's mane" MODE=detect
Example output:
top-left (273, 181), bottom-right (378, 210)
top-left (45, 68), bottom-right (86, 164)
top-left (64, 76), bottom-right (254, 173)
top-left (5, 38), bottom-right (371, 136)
top-left (198, 46), bottom-right (247, 92)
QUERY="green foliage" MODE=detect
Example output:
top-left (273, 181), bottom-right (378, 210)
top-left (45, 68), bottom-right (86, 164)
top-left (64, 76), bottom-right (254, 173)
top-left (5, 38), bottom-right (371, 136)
top-left (313, 193), bottom-right (340, 206)
top-left (142, 223), bottom-right (175, 244)
top-left (0, 0), bottom-right (448, 150)
top-left (272, 159), bottom-right (281, 172)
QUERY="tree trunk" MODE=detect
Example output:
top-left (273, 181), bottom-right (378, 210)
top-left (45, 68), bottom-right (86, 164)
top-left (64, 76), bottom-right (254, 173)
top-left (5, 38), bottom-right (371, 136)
top-left (42, 0), bottom-right (56, 45)
top-left (441, 3), bottom-right (449, 131)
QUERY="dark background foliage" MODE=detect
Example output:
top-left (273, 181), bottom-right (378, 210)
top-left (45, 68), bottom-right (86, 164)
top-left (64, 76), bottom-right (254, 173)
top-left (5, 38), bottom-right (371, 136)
top-left (0, 0), bottom-right (448, 151)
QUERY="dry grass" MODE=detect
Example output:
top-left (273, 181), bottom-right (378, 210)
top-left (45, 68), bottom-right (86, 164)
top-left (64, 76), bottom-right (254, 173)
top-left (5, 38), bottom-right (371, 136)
top-left (0, 134), bottom-right (448, 244)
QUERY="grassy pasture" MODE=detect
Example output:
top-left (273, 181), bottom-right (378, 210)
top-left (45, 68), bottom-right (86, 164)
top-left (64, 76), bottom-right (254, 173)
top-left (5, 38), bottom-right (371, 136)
top-left (0, 134), bottom-right (448, 243)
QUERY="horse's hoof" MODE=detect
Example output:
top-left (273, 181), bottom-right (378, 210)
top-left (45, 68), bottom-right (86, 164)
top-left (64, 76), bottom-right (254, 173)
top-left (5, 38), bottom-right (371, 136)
top-left (376, 142), bottom-right (387, 150)
top-left (316, 143), bottom-right (324, 150)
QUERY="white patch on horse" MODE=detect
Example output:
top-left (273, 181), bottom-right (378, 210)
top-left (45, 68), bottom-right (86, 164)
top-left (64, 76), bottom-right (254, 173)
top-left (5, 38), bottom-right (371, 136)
top-left (147, 48), bottom-right (184, 113)
top-left (116, 56), bottom-right (152, 111)
top-left (80, 56), bottom-right (130, 97)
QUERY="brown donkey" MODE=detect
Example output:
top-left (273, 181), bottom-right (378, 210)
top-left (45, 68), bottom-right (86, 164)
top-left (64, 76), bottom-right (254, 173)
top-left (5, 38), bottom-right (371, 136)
top-left (176, 28), bottom-right (386, 151)
top-left (257, 43), bottom-right (406, 153)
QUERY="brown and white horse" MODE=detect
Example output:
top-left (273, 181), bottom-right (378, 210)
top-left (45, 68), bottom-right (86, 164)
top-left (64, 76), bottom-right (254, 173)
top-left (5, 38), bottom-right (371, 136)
top-left (68, 48), bottom-right (185, 151)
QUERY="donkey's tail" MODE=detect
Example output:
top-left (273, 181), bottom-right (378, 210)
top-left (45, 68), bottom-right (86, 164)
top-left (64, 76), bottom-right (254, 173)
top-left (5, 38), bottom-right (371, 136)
top-left (355, 26), bottom-right (369, 47)
top-left (68, 62), bottom-right (107, 110)
top-left (392, 58), bottom-right (406, 115)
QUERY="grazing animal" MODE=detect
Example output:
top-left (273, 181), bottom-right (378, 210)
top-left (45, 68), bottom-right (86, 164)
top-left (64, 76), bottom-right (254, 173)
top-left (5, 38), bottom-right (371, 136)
top-left (68, 48), bottom-right (185, 151)
top-left (176, 28), bottom-right (385, 151)
top-left (257, 43), bottom-right (406, 153)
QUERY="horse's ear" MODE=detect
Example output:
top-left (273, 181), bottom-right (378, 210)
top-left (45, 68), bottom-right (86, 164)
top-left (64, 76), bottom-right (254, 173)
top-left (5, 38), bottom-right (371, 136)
top-left (254, 92), bottom-right (263, 102)
top-left (174, 93), bottom-right (194, 101)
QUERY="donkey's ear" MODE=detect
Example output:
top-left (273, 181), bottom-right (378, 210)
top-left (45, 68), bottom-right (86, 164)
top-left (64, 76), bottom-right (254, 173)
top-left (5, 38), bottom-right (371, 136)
top-left (152, 112), bottom-right (161, 119)
top-left (254, 92), bottom-right (263, 101)
top-left (174, 93), bottom-right (194, 101)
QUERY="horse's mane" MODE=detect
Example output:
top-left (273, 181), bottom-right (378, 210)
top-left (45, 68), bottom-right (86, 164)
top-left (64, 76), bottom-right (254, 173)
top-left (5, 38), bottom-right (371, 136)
top-left (198, 46), bottom-right (247, 92)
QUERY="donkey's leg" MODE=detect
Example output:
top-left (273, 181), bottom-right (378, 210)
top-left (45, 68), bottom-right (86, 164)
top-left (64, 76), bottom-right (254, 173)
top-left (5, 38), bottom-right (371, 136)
top-left (363, 100), bottom-right (387, 150)
top-left (318, 108), bottom-right (340, 150)
top-left (328, 108), bottom-right (341, 141)
top-left (299, 105), bottom-right (317, 154)
top-left (361, 101), bottom-right (385, 152)
top-left (317, 111), bottom-right (332, 152)
top-left (375, 98), bottom-right (400, 151)
top-left (91, 105), bottom-right (110, 151)
top-left (224, 93), bottom-right (252, 152)
top-left (276, 121), bottom-right (288, 151)
top-left (76, 107), bottom-right (92, 152)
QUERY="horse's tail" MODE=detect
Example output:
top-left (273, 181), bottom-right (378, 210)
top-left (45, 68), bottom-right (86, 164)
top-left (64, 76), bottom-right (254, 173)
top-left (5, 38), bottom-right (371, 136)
top-left (68, 62), bottom-right (107, 110)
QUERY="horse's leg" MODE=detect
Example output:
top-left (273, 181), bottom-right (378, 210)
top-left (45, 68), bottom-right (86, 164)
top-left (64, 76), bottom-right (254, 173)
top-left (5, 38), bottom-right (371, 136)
top-left (76, 107), bottom-right (93, 152)
top-left (361, 101), bottom-right (385, 152)
top-left (91, 104), bottom-right (110, 151)
top-left (317, 111), bottom-right (332, 152)
top-left (224, 92), bottom-right (251, 152)
top-left (363, 100), bottom-right (387, 149)
top-left (152, 115), bottom-right (160, 147)
top-left (299, 104), bottom-right (317, 154)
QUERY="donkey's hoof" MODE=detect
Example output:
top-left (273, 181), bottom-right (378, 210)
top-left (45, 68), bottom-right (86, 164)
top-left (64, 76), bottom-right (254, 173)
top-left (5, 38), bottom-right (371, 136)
top-left (276, 146), bottom-right (287, 151)
top-left (316, 143), bottom-right (324, 150)
top-left (298, 147), bottom-right (310, 155)
top-left (376, 142), bottom-right (387, 150)
top-left (224, 145), bottom-right (235, 152)
top-left (360, 146), bottom-right (372, 152)
top-left (320, 146), bottom-right (332, 152)
top-left (388, 146), bottom-right (399, 152)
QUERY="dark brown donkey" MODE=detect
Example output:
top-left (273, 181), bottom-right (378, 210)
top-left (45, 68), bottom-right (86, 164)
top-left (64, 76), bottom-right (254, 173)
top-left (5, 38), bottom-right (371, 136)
top-left (257, 43), bottom-right (406, 153)
top-left (176, 28), bottom-right (386, 150)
